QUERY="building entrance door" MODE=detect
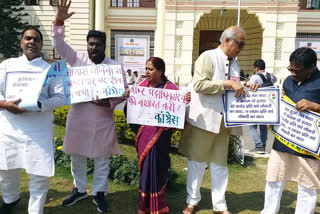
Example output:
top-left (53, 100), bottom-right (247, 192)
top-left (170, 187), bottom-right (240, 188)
top-left (199, 30), bottom-right (223, 55)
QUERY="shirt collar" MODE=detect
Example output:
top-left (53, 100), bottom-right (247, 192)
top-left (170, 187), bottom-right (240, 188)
top-left (22, 54), bottom-right (43, 63)
top-left (217, 46), bottom-right (233, 61)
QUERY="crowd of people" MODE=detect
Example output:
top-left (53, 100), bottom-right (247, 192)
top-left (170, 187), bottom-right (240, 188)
top-left (0, 0), bottom-right (320, 214)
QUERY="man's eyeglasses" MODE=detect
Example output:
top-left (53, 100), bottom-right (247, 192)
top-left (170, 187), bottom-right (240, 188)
top-left (287, 66), bottom-right (304, 74)
top-left (233, 39), bottom-right (246, 49)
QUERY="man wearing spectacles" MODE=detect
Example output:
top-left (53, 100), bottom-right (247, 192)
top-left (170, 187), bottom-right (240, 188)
top-left (262, 47), bottom-right (320, 214)
top-left (179, 26), bottom-right (258, 214)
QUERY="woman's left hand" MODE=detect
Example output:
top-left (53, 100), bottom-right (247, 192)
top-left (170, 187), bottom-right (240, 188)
top-left (186, 92), bottom-right (191, 104)
top-left (124, 88), bottom-right (130, 99)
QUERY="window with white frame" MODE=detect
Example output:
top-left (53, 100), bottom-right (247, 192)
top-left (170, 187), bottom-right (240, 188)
top-left (112, 0), bottom-right (123, 7)
top-left (301, 0), bottom-right (320, 9)
top-left (127, 0), bottom-right (139, 7)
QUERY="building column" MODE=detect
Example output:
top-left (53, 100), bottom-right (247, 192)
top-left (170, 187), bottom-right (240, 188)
top-left (256, 11), bottom-right (297, 84)
top-left (154, 0), bottom-right (166, 58)
top-left (95, 0), bottom-right (105, 31)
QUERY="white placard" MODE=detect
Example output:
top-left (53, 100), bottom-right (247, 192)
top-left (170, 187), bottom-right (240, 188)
top-left (5, 72), bottom-right (42, 101)
top-left (271, 99), bottom-right (320, 155)
top-left (224, 88), bottom-right (280, 126)
top-left (127, 86), bottom-right (186, 129)
top-left (46, 61), bottom-right (125, 105)
top-left (4, 70), bottom-right (49, 111)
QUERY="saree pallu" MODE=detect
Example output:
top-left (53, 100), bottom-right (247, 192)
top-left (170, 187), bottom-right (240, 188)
top-left (135, 79), bottom-right (177, 214)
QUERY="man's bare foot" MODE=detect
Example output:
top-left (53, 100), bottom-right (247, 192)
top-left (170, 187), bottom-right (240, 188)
top-left (182, 204), bottom-right (196, 214)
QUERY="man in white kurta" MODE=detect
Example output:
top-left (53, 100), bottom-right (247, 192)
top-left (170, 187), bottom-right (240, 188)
top-left (52, 0), bottom-right (126, 212)
top-left (0, 27), bottom-right (64, 214)
top-left (179, 26), bottom-right (249, 214)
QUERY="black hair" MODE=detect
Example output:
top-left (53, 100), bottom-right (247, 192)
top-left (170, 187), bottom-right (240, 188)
top-left (253, 59), bottom-right (265, 70)
top-left (21, 26), bottom-right (43, 41)
top-left (289, 47), bottom-right (317, 69)
top-left (87, 30), bottom-right (106, 45)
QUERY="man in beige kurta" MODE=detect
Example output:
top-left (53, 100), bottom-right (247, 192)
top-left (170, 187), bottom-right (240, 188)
top-left (179, 26), bottom-right (248, 214)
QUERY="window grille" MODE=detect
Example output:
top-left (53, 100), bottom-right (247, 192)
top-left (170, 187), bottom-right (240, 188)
top-left (176, 21), bottom-right (183, 30)
top-left (175, 36), bottom-right (183, 58)
top-left (274, 38), bottom-right (283, 61)
top-left (276, 23), bottom-right (284, 31)
top-left (296, 33), bottom-right (320, 40)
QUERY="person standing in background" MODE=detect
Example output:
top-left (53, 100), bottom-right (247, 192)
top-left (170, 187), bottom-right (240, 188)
top-left (248, 59), bottom-right (277, 154)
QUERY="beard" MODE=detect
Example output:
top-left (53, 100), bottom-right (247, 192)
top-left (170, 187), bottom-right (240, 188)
top-left (89, 53), bottom-right (105, 64)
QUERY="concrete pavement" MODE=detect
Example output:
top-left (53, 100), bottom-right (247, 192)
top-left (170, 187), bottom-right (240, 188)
top-left (242, 125), bottom-right (274, 158)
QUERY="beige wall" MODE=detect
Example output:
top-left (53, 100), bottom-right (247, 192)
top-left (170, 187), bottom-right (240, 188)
top-left (161, 0), bottom-right (299, 85)
top-left (19, 0), bottom-right (320, 85)
top-left (22, 0), bottom-right (90, 61)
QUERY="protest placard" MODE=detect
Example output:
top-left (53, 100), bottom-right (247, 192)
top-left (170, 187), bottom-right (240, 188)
top-left (271, 99), bottom-right (320, 155)
top-left (5, 71), bottom-right (42, 101)
top-left (223, 88), bottom-right (280, 127)
top-left (46, 61), bottom-right (125, 105)
top-left (4, 68), bottom-right (51, 111)
top-left (127, 86), bottom-right (186, 129)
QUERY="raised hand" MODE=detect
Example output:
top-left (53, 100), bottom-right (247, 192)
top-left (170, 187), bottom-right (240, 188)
top-left (56, 0), bottom-right (75, 22)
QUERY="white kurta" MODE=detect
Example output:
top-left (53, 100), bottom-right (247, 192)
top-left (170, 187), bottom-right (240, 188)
top-left (0, 55), bottom-right (65, 177)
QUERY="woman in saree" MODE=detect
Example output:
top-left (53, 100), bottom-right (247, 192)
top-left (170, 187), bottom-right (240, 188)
top-left (125, 57), bottom-right (187, 214)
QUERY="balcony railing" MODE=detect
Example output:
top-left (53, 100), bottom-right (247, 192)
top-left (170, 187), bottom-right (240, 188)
top-left (111, 0), bottom-right (155, 8)
top-left (300, 0), bottom-right (320, 9)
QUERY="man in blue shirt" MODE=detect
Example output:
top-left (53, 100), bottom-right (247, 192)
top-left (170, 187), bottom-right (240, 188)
top-left (262, 47), bottom-right (320, 214)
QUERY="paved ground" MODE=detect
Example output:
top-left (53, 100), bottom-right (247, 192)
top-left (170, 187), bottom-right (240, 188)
top-left (242, 125), bottom-right (274, 158)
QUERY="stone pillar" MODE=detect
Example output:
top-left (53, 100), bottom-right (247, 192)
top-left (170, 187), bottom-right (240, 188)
top-left (154, 0), bottom-right (166, 58)
top-left (256, 11), bottom-right (297, 83)
top-left (95, 0), bottom-right (104, 31)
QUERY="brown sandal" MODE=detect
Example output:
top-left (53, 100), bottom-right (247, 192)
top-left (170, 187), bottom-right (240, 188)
top-left (182, 204), bottom-right (196, 214)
